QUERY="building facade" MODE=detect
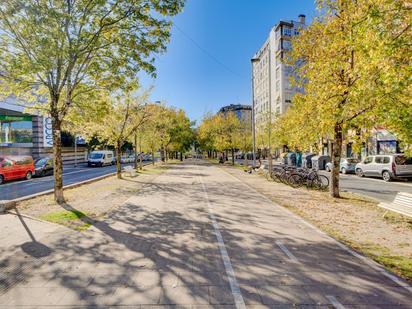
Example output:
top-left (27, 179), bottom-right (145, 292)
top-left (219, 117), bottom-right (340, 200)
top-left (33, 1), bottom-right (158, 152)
top-left (0, 98), bottom-right (87, 163)
top-left (218, 104), bottom-right (252, 124)
top-left (251, 14), bottom-right (306, 129)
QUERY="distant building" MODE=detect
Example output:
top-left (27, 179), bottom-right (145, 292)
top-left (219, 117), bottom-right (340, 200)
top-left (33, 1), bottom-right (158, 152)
top-left (218, 104), bottom-right (252, 124)
top-left (252, 14), bottom-right (306, 128)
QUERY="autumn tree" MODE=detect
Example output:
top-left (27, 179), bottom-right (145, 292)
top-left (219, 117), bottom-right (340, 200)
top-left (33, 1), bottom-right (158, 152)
top-left (0, 0), bottom-right (185, 203)
top-left (70, 91), bottom-right (150, 179)
top-left (277, 0), bottom-right (411, 197)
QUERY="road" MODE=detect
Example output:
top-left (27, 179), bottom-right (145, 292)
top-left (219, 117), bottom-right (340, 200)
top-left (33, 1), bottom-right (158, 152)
top-left (237, 159), bottom-right (412, 203)
top-left (324, 172), bottom-right (412, 203)
top-left (0, 160), bottom-right (410, 307)
top-left (0, 161), bottom-right (154, 201)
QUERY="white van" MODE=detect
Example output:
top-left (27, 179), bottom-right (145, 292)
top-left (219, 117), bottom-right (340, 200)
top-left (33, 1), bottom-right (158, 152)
top-left (87, 150), bottom-right (114, 167)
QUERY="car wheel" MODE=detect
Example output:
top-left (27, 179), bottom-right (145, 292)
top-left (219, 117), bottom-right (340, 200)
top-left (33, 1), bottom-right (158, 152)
top-left (341, 168), bottom-right (347, 174)
top-left (0, 175), bottom-right (4, 185)
top-left (382, 171), bottom-right (392, 182)
top-left (25, 171), bottom-right (33, 180)
top-left (356, 168), bottom-right (364, 177)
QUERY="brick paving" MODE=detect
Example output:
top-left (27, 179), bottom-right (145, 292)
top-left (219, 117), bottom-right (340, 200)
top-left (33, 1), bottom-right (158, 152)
top-left (0, 160), bottom-right (411, 308)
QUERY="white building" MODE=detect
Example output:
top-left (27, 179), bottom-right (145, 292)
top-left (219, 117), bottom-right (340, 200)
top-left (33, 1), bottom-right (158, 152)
top-left (252, 14), bottom-right (306, 129)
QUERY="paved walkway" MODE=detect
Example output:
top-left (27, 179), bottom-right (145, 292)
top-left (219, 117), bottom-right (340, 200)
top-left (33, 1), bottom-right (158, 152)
top-left (0, 160), bottom-right (411, 308)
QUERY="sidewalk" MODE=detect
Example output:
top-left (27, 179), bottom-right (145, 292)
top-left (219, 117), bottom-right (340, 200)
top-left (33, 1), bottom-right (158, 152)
top-left (0, 160), bottom-right (411, 308)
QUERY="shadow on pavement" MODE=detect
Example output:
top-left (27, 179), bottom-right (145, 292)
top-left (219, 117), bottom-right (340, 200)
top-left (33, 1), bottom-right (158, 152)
top-left (0, 161), bottom-right (410, 307)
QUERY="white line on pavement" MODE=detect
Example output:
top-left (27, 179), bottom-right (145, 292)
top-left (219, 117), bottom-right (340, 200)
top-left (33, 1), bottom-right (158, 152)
top-left (275, 241), bottom-right (298, 263)
top-left (198, 175), bottom-right (246, 309)
top-left (325, 295), bottom-right (346, 309)
top-left (221, 169), bottom-right (412, 294)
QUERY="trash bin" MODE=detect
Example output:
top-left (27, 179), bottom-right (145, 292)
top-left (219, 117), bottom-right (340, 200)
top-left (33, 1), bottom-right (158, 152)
top-left (302, 153), bottom-right (316, 168)
top-left (296, 152), bottom-right (302, 167)
top-left (311, 155), bottom-right (331, 170)
top-left (286, 152), bottom-right (297, 166)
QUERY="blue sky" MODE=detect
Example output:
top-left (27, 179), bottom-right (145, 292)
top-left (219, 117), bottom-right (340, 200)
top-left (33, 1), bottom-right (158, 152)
top-left (140, 0), bottom-right (317, 123)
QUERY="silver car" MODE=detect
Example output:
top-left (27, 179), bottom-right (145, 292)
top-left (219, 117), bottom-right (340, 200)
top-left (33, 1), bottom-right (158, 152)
top-left (355, 154), bottom-right (412, 182)
top-left (325, 158), bottom-right (360, 174)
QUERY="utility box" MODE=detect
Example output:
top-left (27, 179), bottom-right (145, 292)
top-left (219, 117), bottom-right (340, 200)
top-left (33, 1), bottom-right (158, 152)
top-left (286, 152), bottom-right (297, 166)
top-left (311, 155), bottom-right (331, 170)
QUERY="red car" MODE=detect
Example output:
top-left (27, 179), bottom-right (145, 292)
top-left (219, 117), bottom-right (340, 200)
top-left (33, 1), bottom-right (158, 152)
top-left (0, 156), bottom-right (35, 185)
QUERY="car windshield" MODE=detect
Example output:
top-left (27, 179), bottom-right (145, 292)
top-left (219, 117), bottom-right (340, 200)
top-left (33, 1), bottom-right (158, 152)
top-left (35, 158), bottom-right (48, 166)
top-left (346, 158), bottom-right (360, 164)
top-left (395, 156), bottom-right (412, 165)
top-left (89, 153), bottom-right (103, 159)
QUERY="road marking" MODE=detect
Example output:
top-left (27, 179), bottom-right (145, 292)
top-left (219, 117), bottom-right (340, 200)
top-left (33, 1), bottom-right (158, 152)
top-left (325, 295), bottom-right (346, 309)
top-left (221, 168), bottom-right (412, 293)
top-left (198, 176), bottom-right (246, 309)
top-left (276, 241), bottom-right (298, 262)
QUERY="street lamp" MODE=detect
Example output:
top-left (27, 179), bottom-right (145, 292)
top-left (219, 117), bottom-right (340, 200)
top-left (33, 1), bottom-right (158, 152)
top-left (251, 56), bottom-right (259, 167)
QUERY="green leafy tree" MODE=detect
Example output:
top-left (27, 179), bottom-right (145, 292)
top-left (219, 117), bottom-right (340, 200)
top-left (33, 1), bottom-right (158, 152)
top-left (0, 0), bottom-right (184, 203)
top-left (70, 91), bottom-right (150, 179)
top-left (276, 0), bottom-right (411, 197)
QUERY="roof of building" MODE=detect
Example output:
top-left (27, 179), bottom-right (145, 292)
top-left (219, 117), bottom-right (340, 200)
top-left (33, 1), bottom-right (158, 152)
top-left (218, 104), bottom-right (252, 113)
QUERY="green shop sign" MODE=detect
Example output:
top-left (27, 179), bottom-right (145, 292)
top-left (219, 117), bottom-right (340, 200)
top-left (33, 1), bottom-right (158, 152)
top-left (0, 115), bottom-right (32, 121)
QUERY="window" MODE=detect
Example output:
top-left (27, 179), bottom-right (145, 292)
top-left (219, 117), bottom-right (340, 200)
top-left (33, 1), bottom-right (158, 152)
top-left (375, 157), bottom-right (383, 164)
top-left (283, 40), bottom-right (291, 50)
top-left (283, 27), bottom-right (291, 36)
top-left (0, 116), bottom-right (33, 144)
top-left (395, 156), bottom-right (412, 165)
top-left (285, 92), bottom-right (292, 103)
top-left (383, 157), bottom-right (390, 164)
top-left (1, 159), bottom-right (13, 168)
top-left (364, 157), bottom-right (373, 164)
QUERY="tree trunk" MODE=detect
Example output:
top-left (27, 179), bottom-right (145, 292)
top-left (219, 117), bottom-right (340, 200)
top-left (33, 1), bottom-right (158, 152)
top-left (116, 143), bottom-right (122, 179)
top-left (180, 152), bottom-right (183, 161)
top-left (330, 124), bottom-right (343, 198)
top-left (52, 115), bottom-right (65, 204)
top-left (152, 150), bottom-right (155, 165)
top-left (134, 134), bottom-right (138, 169)
top-left (225, 149), bottom-right (228, 161)
top-left (231, 148), bottom-right (235, 165)
top-left (244, 152), bottom-right (248, 167)
top-left (268, 148), bottom-right (273, 177)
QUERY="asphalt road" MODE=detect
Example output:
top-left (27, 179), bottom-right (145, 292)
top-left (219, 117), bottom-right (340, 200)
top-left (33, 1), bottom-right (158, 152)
top-left (236, 159), bottom-right (412, 203)
top-left (0, 161), bottom-right (154, 201)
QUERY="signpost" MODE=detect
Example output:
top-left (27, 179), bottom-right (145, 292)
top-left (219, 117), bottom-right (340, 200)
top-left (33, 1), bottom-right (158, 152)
top-left (43, 117), bottom-right (53, 147)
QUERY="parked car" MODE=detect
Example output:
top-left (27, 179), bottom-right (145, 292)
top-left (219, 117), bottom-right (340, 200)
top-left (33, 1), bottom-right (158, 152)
top-left (142, 154), bottom-right (153, 161)
top-left (34, 157), bottom-right (54, 177)
top-left (87, 150), bottom-right (114, 167)
top-left (0, 156), bottom-right (35, 185)
top-left (355, 154), bottom-right (412, 181)
top-left (325, 158), bottom-right (360, 174)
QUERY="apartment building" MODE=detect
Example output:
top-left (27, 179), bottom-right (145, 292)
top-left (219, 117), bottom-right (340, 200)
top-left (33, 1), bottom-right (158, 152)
top-left (218, 104), bottom-right (252, 125)
top-left (251, 14), bottom-right (306, 129)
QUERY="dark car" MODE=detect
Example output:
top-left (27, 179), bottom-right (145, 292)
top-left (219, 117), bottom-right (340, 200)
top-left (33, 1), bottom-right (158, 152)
top-left (34, 157), bottom-right (54, 177)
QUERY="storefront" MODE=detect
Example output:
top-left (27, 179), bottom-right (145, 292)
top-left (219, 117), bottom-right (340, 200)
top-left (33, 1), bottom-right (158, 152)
top-left (1, 102), bottom-right (88, 163)
top-left (0, 114), bottom-right (33, 146)
top-left (0, 104), bottom-right (40, 157)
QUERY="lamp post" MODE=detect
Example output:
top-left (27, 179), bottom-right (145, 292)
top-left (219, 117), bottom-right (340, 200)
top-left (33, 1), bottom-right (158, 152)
top-left (251, 56), bottom-right (259, 167)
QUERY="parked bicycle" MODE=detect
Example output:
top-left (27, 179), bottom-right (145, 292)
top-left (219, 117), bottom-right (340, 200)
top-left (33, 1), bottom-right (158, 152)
top-left (264, 164), bottom-right (329, 191)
